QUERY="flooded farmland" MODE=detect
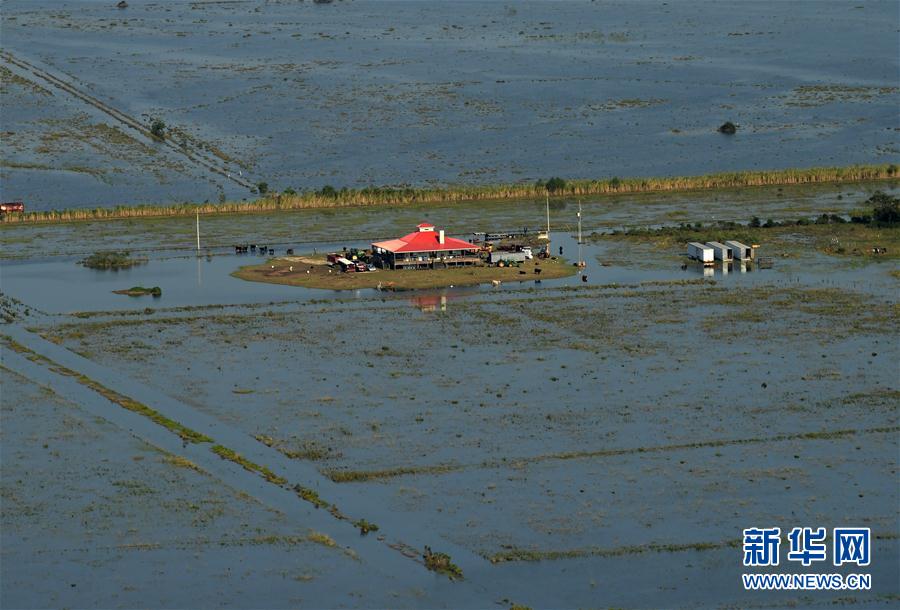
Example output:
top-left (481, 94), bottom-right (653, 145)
top-left (2, 0), bottom-right (899, 607)
top-left (2, 183), bottom-right (899, 608)
top-left (1, 0), bottom-right (899, 209)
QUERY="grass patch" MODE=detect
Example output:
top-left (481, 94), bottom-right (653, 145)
top-left (162, 454), bottom-right (205, 473)
top-left (353, 519), bottom-right (379, 535)
top-left (1, 335), bottom-right (212, 443)
top-left (74, 373), bottom-right (212, 444)
top-left (489, 539), bottom-right (741, 563)
top-left (81, 250), bottom-right (146, 269)
top-left (325, 463), bottom-right (462, 483)
top-left (321, 426), bottom-right (900, 483)
top-left (255, 434), bottom-right (333, 461)
top-left (423, 546), bottom-right (464, 580)
top-left (112, 286), bottom-right (161, 297)
top-left (211, 445), bottom-right (287, 485)
top-left (293, 484), bottom-right (329, 509)
top-left (308, 531), bottom-right (337, 547)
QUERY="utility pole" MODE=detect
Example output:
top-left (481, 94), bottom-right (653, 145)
top-left (546, 192), bottom-right (550, 239)
top-left (196, 211), bottom-right (200, 252)
top-left (577, 201), bottom-right (584, 267)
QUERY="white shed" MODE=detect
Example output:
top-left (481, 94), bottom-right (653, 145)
top-left (705, 241), bottom-right (733, 262)
top-left (687, 242), bottom-right (714, 264)
top-left (725, 240), bottom-right (753, 261)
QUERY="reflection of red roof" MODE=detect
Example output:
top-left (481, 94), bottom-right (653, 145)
top-left (372, 224), bottom-right (479, 253)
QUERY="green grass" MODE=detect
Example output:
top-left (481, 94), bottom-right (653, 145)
top-left (423, 547), bottom-right (464, 580)
top-left (353, 519), bottom-right (380, 535)
top-left (81, 250), bottom-right (145, 269)
top-left (211, 445), bottom-right (287, 485)
top-left (294, 484), bottom-right (329, 509)
top-left (1, 335), bottom-right (213, 443)
top-left (112, 286), bottom-right (161, 297)
top-left (325, 463), bottom-right (462, 483)
top-left (488, 539), bottom-right (742, 563)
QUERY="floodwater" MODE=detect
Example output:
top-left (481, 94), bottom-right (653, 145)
top-left (2, 186), bottom-right (898, 607)
top-left (3, 230), bottom-right (767, 313)
top-left (1, 0), bottom-right (898, 208)
top-left (1, 1), bottom-right (899, 605)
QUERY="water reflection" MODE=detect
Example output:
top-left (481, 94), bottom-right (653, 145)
top-left (411, 294), bottom-right (448, 312)
top-left (684, 260), bottom-right (761, 277)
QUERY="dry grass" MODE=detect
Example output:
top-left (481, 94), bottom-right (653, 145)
top-left (3, 164), bottom-right (895, 224)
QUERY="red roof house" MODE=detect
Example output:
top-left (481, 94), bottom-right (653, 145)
top-left (372, 223), bottom-right (480, 269)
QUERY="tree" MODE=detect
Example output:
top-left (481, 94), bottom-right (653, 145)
top-left (545, 177), bottom-right (566, 193)
top-left (256, 182), bottom-right (268, 195)
top-left (869, 191), bottom-right (900, 225)
top-left (150, 119), bottom-right (165, 139)
top-left (319, 185), bottom-right (337, 198)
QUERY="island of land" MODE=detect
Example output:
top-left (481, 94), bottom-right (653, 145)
top-left (232, 255), bottom-right (575, 291)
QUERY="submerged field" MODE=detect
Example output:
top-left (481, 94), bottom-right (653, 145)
top-left (1, 183), bottom-right (898, 607)
top-left (1, 1), bottom-right (898, 208)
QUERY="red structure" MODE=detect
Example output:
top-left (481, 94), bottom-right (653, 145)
top-left (0, 201), bottom-right (25, 213)
top-left (372, 223), bottom-right (480, 269)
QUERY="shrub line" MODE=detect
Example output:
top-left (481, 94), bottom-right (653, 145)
top-left (3, 164), bottom-right (895, 224)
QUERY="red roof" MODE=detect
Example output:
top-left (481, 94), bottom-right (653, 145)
top-left (372, 224), bottom-right (479, 253)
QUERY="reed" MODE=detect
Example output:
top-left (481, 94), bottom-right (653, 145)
top-left (3, 163), bottom-right (896, 225)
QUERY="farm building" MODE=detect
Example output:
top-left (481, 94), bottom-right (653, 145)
top-left (372, 223), bottom-right (481, 269)
top-left (705, 241), bottom-right (733, 262)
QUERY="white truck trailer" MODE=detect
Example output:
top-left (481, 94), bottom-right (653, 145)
top-left (489, 250), bottom-right (528, 265)
top-left (725, 240), bottom-right (754, 261)
top-left (705, 241), bottom-right (733, 262)
top-left (687, 242), bottom-right (714, 265)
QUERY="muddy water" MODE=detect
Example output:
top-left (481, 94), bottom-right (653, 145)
top-left (2, 187), bottom-right (898, 607)
top-left (2, 1), bottom-right (898, 208)
top-left (0, 225), bottom-right (817, 313)
top-left (10, 254), bottom-right (895, 607)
